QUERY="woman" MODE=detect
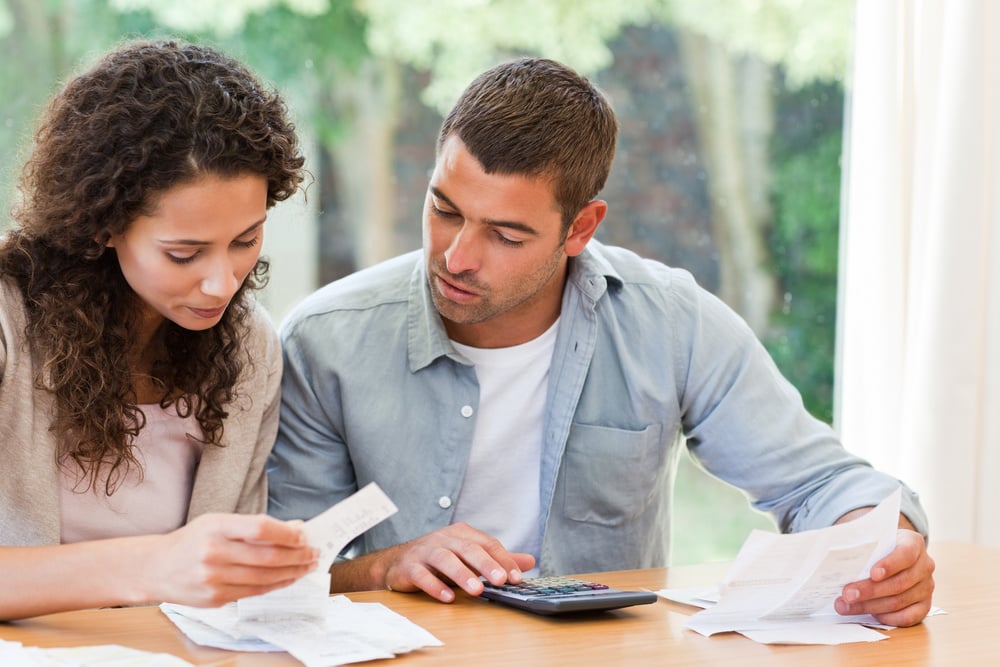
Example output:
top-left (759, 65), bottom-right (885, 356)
top-left (0, 39), bottom-right (318, 620)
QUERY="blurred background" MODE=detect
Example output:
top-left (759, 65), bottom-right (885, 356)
top-left (0, 0), bottom-right (854, 565)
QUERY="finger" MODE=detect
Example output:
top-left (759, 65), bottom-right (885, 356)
top-left (191, 529), bottom-right (319, 568)
top-left (511, 553), bottom-right (536, 573)
top-left (219, 514), bottom-right (311, 547)
top-left (441, 529), bottom-right (531, 585)
top-left (387, 560), bottom-right (458, 603)
top-left (835, 563), bottom-right (934, 623)
top-left (200, 534), bottom-right (320, 570)
top-left (202, 560), bottom-right (320, 588)
top-left (871, 599), bottom-right (933, 628)
top-left (836, 575), bottom-right (933, 616)
top-left (424, 543), bottom-right (498, 595)
top-left (842, 548), bottom-right (935, 605)
top-left (869, 530), bottom-right (925, 581)
top-left (190, 513), bottom-right (304, 547)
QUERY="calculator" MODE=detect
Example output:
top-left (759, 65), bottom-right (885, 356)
top-left (479, 576), bottom-right (658, 615)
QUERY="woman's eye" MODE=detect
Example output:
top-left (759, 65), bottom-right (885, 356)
top-left (167, 252), bottom-right (198, 264)
top-left (233, 236), bottom-right (260, 249)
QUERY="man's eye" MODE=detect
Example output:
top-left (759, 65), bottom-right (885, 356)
top-left (496, 234), bottom-right (524, 248)
top-left (432, 205), bottom-right (460, 219)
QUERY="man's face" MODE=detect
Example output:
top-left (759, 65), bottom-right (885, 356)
top-left (422, 135), bottom-right (571, 348)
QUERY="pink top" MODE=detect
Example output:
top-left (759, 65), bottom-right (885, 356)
top-left (59, 404), bottom-right (204, 543)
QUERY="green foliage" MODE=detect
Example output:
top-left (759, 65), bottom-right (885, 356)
top-left (359, 0), bottom-right (658, 112)
top-left (108, 0), bottom-right (329, 36)
top-left (205, 3), bottom-right (370, 148)
top-left (658, 0), bottom-right (854, 86)
top-left (764, 80), bottom-right (844, 423)
top-left (0, 1), bottom-right (12, 37)
top-left (0, 0), bottom-right (161, 227)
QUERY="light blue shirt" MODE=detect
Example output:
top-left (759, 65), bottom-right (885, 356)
top-left (268, 241), bottom-right (927, 575)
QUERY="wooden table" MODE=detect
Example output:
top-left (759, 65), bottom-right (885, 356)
top-left (1, 541), bottom-right (994, 665)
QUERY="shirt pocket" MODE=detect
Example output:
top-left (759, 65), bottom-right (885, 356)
top-left (559, 422), bottom-right (666, 527)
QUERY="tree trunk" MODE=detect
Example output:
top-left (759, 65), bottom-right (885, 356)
top-left (324, 57), bottom-right (402, 273)
top-left (678, 30), bottom-right (778, 335)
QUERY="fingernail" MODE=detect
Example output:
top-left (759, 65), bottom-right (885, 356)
top-left (467, 577), bottom-right (481, 591)
top-left (846, 589), bottom-right (860, 602)
top-left (873, 567), bottom-right (886, 580)
top-left (490, 568), bottom-right (504, 581)
top-left (509, 569), bottom-right (522, 582)
top-left (440, 588), bottom-right (455, 602)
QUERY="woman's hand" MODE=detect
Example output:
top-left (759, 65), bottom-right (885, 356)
top-left (145, 513), bottom-right (320, 607)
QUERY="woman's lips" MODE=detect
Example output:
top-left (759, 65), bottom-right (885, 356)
top-left (188, 305), bottom-right (227, 319)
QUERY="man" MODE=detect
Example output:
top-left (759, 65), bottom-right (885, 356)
top-left (269, 58), bottom-right (934, 626)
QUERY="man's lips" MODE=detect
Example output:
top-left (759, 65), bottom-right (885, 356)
top-left (435, 274), bottom-right (480, 302)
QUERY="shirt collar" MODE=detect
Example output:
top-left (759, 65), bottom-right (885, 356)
top-left (405, 241), bottom-right (624, 372)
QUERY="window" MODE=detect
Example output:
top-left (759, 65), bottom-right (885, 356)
top-left (0, 0), bottom-right (854, 564)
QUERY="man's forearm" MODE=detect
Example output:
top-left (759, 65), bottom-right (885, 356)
top-left (835, 507), bottom-right (918, 531)
top-left (328, 545), bottom-right (398, 593)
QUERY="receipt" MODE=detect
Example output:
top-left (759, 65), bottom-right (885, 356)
top-left (237, 482), bottom-right (398, 621)
top-left (681, 488), bottom-right (902, 641)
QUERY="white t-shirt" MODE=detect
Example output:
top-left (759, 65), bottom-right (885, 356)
top-left (449, 319), bottom-right (559, 570)
top-left (59, 404), bottom-right (203, 543)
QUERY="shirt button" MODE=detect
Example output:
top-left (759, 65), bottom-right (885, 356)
top-left (438, 496), bottom-right (452, 509)
top-left (460, 405), bottom-right (474, 418)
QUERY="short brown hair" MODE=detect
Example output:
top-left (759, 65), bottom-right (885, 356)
top-left (437, 58), bottom-right (618, 230)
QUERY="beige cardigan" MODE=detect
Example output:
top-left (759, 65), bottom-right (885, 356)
top-left (0, 277), bottom-right (282, 546)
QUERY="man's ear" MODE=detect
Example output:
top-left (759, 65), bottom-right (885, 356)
top-left (564, 200), bottom-right (607, 257)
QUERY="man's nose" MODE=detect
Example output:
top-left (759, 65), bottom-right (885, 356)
top-left (444, 224), bottom-right (480, 275)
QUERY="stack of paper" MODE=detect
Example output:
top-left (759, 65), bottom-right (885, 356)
top-left (162, 596), bottom-right (442, 666)
top-left (161, 483), bottom-right (442, 665)
top-left (0, 639), bottom-right (194, 666)
top-left (660, 488), bottom-right (904, 645)
top-left (238, 482), bottom-right (399, 621)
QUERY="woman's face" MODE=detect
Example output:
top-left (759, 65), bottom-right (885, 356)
top-left (107, 173), bottom-right (268, 335)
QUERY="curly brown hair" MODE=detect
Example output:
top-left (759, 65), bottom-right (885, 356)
top-left (0, 39), bottom-right (305, 493)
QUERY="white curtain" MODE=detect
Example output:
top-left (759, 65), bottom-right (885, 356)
top-left (837, 0), bottom-right (999, 544)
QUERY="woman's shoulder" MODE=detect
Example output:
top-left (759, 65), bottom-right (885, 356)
top-left (0, 275), bottom-right (26, 309)
top-left (238, 296), bottom-right (281, 360)
top-left (0, 277), bottom-right (28, 356)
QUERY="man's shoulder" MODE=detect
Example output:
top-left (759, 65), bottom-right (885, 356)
top-left (580, 241), bottom-right (700, 296)
top-left (281, 251), bottom-right (421, 329)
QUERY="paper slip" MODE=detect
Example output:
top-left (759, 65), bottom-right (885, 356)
top-left (0, 639), bottom-right (195, 666)
top-left (162, 596), bottom-right (442, 667)
top-left (669, 488), bottom-right (903, 644)
top-left (238, 482), bottom-right (398, 621)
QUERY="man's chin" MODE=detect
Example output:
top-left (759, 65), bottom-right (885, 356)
top-left (432, 297), bottom-right (490, 327)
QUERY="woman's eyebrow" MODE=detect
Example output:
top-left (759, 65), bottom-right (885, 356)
top-left (158, 219), bottom-right (265, 245)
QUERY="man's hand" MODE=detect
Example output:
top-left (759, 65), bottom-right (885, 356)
top-left (358, 523), bottom-right (535, 603)
top-left (834, 527), bottom-right (935, 626)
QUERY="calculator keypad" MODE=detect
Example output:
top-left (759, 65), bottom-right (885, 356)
top-left (484, 576), bottom-right (612, 597)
